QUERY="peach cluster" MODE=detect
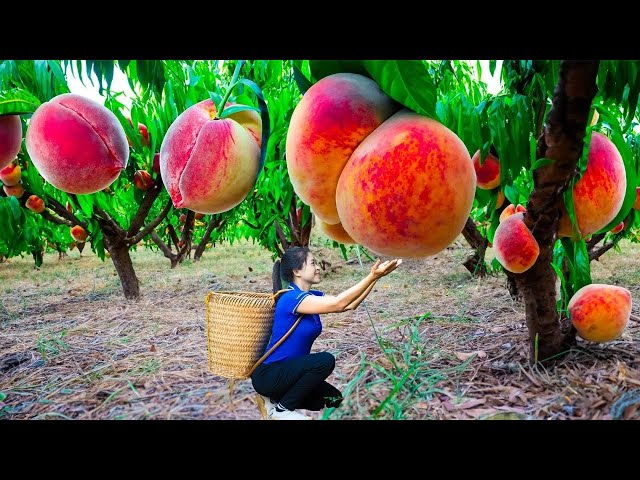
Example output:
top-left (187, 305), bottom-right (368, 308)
top-left (286, 73), bottom-right (477, 257)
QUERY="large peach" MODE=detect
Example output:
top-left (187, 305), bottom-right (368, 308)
top-left (472, 150), bottom-right (500, 190)
top-left (0, 162), bottom-right (21, 186)
top-left (558, 132), bottom-right (626, 238)
top-left (25, 93), bottom-right (129, 194)
top-left (0, 115), bottom-right (22, 170)
top-left (336, 110), bottom-right (476, 257)
top-left (493, 212), bottom-right (540, 273)
top-left (286, 73), bottom-right (399, 225)
top-left (316, 216), bottom-right (355, 244)
top-left (26, 194), bottom-right (45, 213)
top-left (568, 283), bottom-right (631, 343)
top-left (70, 225), bottom-right (88, 243)
top-left (159, 99), bottom-right (261, 214)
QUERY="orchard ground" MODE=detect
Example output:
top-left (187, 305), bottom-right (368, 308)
top-left (1, 234), bottom-right (639, 420)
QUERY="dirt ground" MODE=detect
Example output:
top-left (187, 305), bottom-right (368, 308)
top-left (1, 234), bottom-right (639, 420)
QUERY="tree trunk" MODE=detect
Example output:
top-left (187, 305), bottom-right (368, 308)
top-left (461, 217), bottom-right (488, 277)
top-left (194, 217), bottom-right (226, 261)
top-left (103, 229), bottom-right (140, 300)
top-left (516, 60), bottom-right (599, 363)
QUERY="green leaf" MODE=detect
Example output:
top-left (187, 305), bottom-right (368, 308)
top-left (363, 60), bottom-right (437, 118)
top-left (239, 79), bottom-right (271, 176)
top-left (292, 65), bottom-right (312, 95)
top-left (0, 88), bottom-right (41, 115)
top-left (8, 196), bottom-right (22, 220)
top-left (219, 104), bottom-right (260, 118)
top-left (504, 183), bottom-right (520, 205)
top-left (76, 194), bottom-right (95, 217)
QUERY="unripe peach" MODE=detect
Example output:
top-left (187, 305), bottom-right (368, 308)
top-left (133, 170), bottom-right (153, 191)
top-left (26, 195), bottom-right (45, 213)
top-left (610, 221), bottom-right (624, 234)
top-left (568, 284), bottom-right (631, 343)
top-left (3, 182), bottom-right (24, 198)
top-left (0, 115), bottom-right (22, 170)
top-left (160, 99), bottom-right (262, 214)
top-left (286, 73), bottom-right (399, 225)
top-left (70, 225), bottom-right (88, 243)
top-left (126, 116), bottom-right (150, 148)
top-left (558, 132), bottom-right (626, 238)
top-left (152, 153), bottom-right (161, 175)
top-left (472, 150), bottom-right (500, 190)
top-left (25, 93), bottom-right (129, 194)
top-left (0, 162), bottom-right (21, 186)
top-left (495, 190), bottom-right (505, 209)
top-left (493, 212), bottom-right (539, 273)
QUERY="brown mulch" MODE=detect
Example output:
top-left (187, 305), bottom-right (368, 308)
top-left (1, 239), bottom-right (639, 420)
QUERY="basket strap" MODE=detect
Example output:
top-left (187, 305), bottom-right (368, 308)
top-left (246, 314), bottom-right (303, 378)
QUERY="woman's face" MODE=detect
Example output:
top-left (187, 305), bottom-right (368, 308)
top-left (299, 252), bottom-right (321, 284)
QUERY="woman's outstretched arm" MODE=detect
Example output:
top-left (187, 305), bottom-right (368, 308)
top-left (296, 258), bottom-right (402, 314)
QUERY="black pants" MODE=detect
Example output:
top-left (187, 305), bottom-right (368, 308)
top-left (251, 352), bottom-right (343, 411)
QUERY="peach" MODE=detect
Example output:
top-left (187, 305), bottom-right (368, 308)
top-left (152, 153), bottom-right (161, 175)
top-left (610, 221), bottom-right (624, 234)
top-left (0, 115), bottom-right (22, 170)
top-left (493, 212), bottom-right (540, 273)
top-left (159, 99), bottom-right (262, 214)
top-left (194, 212), bottom-right (205, 220)
top-left (3, 182), bottom-right (24, 198)
top-left (495, 189), bottom-right (505, 209)
top-left (70, 225), bottom-right (88, 242)
top-left (558, 132), bottom-right (626, 238)
top-left (66, 201), bottom-right (73, 213)
top-left (633, 186), bottom-right (640, 211)
top-left (336, 110), bottom-right (476, 257)
top-left (0, 162), bottom-right (21, 186)
top-left (499, 203), bottom-right (526, 223)
top-left (126, 116), bottom-right (150, 148)
top-left (316, 216), bottom-right (355, 244)
top-left (472, 150), bottom-right (501, 190)
top-left (26, 195), bottom-right (45, 213)
top-left (25, 93), bottom-right (129, 194)
top-left (286, 73), bottom-right (399, 225)
top-left (568, 283), bottom-right (631, 342)
top-left (133, 170), bottom-right (153, 191)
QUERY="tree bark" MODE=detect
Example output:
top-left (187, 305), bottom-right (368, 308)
top-left (460, 217), bottom-right (488, 277)
top-left (515, 60), bottom-right (600, 363)
top-left (102, 225), bottom-right (139, 300)
top-left (194, 217), bottom-right (226, 261)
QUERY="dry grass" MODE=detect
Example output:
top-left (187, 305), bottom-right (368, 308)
top-left (1, 235), bottom-right (639, 420)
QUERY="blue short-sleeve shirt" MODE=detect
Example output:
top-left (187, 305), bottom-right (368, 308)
top-left (262, 283), bottom-right (324, 364)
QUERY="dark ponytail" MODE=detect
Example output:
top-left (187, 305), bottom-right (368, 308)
top-left (272, 259), bottom-right (283, 294)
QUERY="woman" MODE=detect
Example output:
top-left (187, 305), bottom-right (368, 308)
top-left (251, 246), bottom-right (402, 420)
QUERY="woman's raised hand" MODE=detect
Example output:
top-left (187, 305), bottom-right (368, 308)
top-left (370, 258), bottom-right (402, 279)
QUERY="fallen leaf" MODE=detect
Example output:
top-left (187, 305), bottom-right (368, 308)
top-left (149, 344), bottom-right (156, 352)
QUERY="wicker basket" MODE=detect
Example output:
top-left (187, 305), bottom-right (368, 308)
top-left (205, 290), bottom-right (285, 380)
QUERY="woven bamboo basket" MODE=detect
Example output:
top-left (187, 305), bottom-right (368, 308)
top-left (205, 290), bottom-right (285, 380)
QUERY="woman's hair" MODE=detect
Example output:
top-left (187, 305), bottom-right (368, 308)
top-left (272, 246), bottom-right (311, 293)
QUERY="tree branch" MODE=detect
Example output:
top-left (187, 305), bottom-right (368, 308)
top-left (127, 177), bottom-right (164, 237)
top-left (128, 200), bottom-right (173, 245)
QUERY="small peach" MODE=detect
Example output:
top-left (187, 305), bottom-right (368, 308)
top-left (0, 162), bottom-right (21, 186)
top-left (26, 195), bottom-right (45, 213)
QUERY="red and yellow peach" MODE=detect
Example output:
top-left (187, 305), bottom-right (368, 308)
top-left (472, 150), bottom-right (500, 190)
top-left (568, 283), bottom-right (631, 342)
top-left (133, 170), bottom-right (153, 191)
top-left (493, 212), bottom-right (539, 273)
top-left (558, 132), bottom-right (626, 238)
top-left (316, 217), bottom-right (355, 244)
top-left (70, 225), bottom-right (88, 243)
top-left (159, 99), bottom-right (262, 214)
top-left (286, 73), bottom-right (399, 225)
top-left (0, 162), bottom-right (21, 186)
top-left (26, 195), bottom-right (45, 213)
